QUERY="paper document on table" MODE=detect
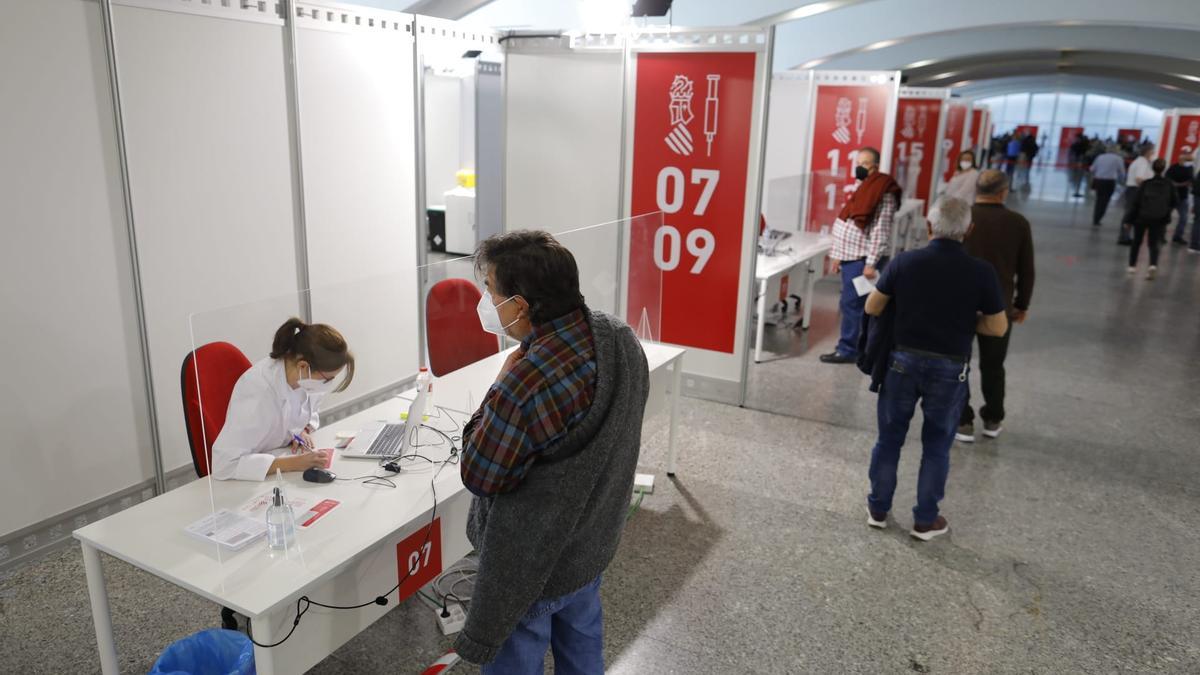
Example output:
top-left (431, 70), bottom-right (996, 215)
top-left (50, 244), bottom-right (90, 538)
top-left (852, 275), bottom-right (876, 297)
top-left (238, 492), bottom-right (340, 529)
top-left (185, 509), bottom-right (267, 550)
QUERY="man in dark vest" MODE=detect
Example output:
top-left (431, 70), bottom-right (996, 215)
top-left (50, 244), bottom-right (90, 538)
top-left (821, 146), bottom-right (902, 364)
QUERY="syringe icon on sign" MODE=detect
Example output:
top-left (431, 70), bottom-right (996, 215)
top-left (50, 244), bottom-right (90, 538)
top-left (704, 74), bottom-right (720, 157)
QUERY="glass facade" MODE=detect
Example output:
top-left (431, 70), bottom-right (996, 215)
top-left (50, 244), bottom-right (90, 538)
top-left (977, 92), bottom-right (1164, 164)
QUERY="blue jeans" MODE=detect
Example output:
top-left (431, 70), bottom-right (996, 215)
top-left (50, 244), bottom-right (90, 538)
top-left (482, 576), bottom-right (604, 675)
top-left (867, 350), bottom-right (968, 525)
top-left (1173, 195), bottom-right (1190, 241)
top-left (836, 259), bottom-right (867, 357)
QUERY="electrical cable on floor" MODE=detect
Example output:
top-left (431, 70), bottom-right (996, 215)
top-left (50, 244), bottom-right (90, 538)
top-left (627, 491), bottom-right (645, 520)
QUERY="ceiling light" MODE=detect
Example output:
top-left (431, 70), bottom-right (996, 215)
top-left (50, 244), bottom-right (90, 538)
top-left (863, 39), bottom-right (900, 51)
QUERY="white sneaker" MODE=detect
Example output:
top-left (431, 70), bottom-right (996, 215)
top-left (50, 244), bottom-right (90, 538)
top-left (1126, 266), bottom-right (1137, 275)
top-left (1146, 266), bottom-right (1157, 280)
top-left (982, 421), bottom-right (1003, 438)
top-left (866, 507), bottom-right (887, 529)
top-left (955, 423), bottom-right (976, 443)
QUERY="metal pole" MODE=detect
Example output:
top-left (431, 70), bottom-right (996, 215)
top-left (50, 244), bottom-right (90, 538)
top-left (738, 26), bottom-right (775, 408)
top-left (99, 0), bottom-right (166, 495)
top-left (283, 0), bottom-right (313, 321)
top-left (615, 31), bottom-right (631, 319)
top-left (413, 20), bottom-right (430, 368)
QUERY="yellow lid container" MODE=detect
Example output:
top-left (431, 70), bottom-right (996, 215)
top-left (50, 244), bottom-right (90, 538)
top-left (456, 170), bottom-right (476, 188)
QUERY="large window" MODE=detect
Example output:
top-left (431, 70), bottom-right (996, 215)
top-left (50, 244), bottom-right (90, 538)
top-left (976, 92), bottom-right (1164, 163)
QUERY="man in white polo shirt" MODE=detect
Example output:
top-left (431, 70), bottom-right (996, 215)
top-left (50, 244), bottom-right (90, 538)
top-left (1121, 145), bottom-right (1156, 245)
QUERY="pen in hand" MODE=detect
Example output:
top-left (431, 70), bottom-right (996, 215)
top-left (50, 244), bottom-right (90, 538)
top-left (291, 433), bottom-right (313, 454)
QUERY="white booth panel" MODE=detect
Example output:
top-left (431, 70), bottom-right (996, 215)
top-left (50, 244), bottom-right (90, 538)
top-left (424, 73), bottom-right (464, 207)
top-left (0, 0), bottom-right (154, 536)
top-left (296, 11), bottom-right (421, 400)
top-left (505, 49), bottom-right (625, 314)
top-left (112, 3), bottom-right (301, 474)
top-left (762, 74), bottom-right (814, 233)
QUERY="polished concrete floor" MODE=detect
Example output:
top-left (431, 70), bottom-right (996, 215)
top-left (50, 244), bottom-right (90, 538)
top-left (3, 190), bottom-right (1199, 673)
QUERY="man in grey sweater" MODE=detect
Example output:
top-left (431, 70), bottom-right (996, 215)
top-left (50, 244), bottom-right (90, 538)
top-left (454, 230), bottom-right (650, 672)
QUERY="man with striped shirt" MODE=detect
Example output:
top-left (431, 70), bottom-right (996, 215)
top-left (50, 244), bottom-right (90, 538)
top-left (821, 147), bottom-right (902, 364)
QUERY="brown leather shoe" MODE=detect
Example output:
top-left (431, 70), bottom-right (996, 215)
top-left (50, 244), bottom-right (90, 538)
top-left (911, 516), bottom-right (949, 541)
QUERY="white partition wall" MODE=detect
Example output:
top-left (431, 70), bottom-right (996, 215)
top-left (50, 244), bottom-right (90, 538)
top-left (111, 1), bottom-right (303, 473)
top-left (762, 72), bottom-right (815, 233)
top-left (504, 35), bottom-right (626, 315)
top-left (0, 0), bottom-right (154, 546)
top-left (295, 4), bottom-right (421, 402)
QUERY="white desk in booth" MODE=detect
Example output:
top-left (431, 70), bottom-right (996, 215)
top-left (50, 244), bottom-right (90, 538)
top-left (75, 341), bottom-right (685, 675)
top-left (753, 234), bottom-right (834, 363)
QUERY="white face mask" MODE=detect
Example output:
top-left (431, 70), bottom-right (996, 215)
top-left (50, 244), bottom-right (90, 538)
top-left (477, 292), bottom-right (519, 335)
top-left (959, 161), bottom-right (974, 171)
top-left (298, 365), bottom-right (337, 395)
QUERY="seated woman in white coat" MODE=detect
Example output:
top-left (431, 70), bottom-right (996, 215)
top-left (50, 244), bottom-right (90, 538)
top-left (211, 318), bottom-right (355, 481)
top-left (942, 150), bottom-right (981, 204)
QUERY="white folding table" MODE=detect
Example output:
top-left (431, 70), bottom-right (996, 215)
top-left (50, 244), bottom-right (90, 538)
top-left (75, 340), bottom-right (685, 674)
top-left (753, 234), bottom-right (834, 363)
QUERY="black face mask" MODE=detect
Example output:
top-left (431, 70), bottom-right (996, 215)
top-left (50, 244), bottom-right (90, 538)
top-left (855, 166), bottom-right (870, 181)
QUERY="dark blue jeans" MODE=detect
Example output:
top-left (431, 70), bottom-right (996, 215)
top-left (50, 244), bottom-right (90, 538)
top-left (868, 350), bottom-right (968, 525)
top-left (836, 259), bottom-right (867, 357)
top-left (482, 576), bottom-right (604, 675)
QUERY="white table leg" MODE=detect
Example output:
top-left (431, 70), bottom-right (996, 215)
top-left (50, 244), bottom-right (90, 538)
top-left (803, 258), bottom-right (818, 331)
top-left (754, 279), bottom-right (768, 363)
top-left (251, 610), bottom-right (280, 675)
top-left (666, 355), bottom-right (682, 477)
top-left (81, 542), bottom-right (119, 675)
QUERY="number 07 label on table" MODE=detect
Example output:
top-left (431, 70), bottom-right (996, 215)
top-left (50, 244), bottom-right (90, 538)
top-left (628, 51), bottom-right (756, 354)
top-left (395, 517), bottom-right (442, 602)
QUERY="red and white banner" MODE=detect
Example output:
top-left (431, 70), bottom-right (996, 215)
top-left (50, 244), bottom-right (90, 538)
top-left (1118, 128), bottom-right (1142, 145)
top-left (892, 97), bottom-right (943, 210)
top-left (1165, 114), bottom-right (1200, 163)
top-left (1014, 124), bottom-right (1038, 139)
top-left (1157, 114), bottom-right (1174, 160)
top-left (805, 81), bottom-right (895, 233)
top-left (1058, 126), bottom-right (1084, 167)
top-left (970, 108), bottom-right (984, 150)
top-left (940, 103), bottom-right (969, 182)
top-left (972, 106), bottom-right (992, 162)
top-left (627, 51), bottom-right (757, 354)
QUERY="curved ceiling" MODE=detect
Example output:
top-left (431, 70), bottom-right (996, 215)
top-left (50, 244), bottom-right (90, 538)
top-left (767, 0), bottom-right (1200, 107)
top-left (443, 0), bottom-right (1200, 107)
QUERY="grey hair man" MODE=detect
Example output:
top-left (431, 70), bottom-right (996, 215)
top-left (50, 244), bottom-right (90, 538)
top-left (861, 197), bottom-right (1007, 541)
top-left (955, 170), bottom-right (1036, 442)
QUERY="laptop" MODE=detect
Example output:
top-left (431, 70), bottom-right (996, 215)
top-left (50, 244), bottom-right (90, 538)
top-left (342, 387), bottom-right (428, 459)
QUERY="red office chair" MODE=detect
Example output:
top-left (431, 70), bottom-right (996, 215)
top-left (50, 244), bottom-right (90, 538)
top-left (426, 279), bottom-right (500, 377)
top-left (180, 342), bottom-right (252, 478)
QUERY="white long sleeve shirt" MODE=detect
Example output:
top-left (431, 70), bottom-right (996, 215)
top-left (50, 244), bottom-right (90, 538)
top-left (211, 357), bottom-right (321, 481)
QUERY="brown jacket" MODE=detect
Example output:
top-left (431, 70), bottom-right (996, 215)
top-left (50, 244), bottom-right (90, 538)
top-left (966, 203), bottom-right (1036, 312)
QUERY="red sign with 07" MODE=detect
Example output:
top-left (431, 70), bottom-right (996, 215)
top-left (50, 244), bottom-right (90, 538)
top-left (627, 51), bottom-right (757, 354)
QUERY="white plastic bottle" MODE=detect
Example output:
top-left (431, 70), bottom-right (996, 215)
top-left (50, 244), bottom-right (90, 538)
top-left (416, 366), bottom-right (434, 420)
top-left (266, 486), bottom-right (296, 550)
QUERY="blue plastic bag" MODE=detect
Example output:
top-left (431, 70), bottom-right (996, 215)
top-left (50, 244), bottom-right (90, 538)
top-left (150, 628), bottom-right (255, 675)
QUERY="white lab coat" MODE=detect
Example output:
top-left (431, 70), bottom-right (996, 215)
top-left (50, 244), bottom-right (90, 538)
top-left (211, 357), bottom-right (321, 481)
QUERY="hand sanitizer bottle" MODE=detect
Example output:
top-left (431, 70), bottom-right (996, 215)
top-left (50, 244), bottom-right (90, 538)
top-left (266, 486), bottom-right (296, 550)
top-left (416, 366), bottom-right (434, 421)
